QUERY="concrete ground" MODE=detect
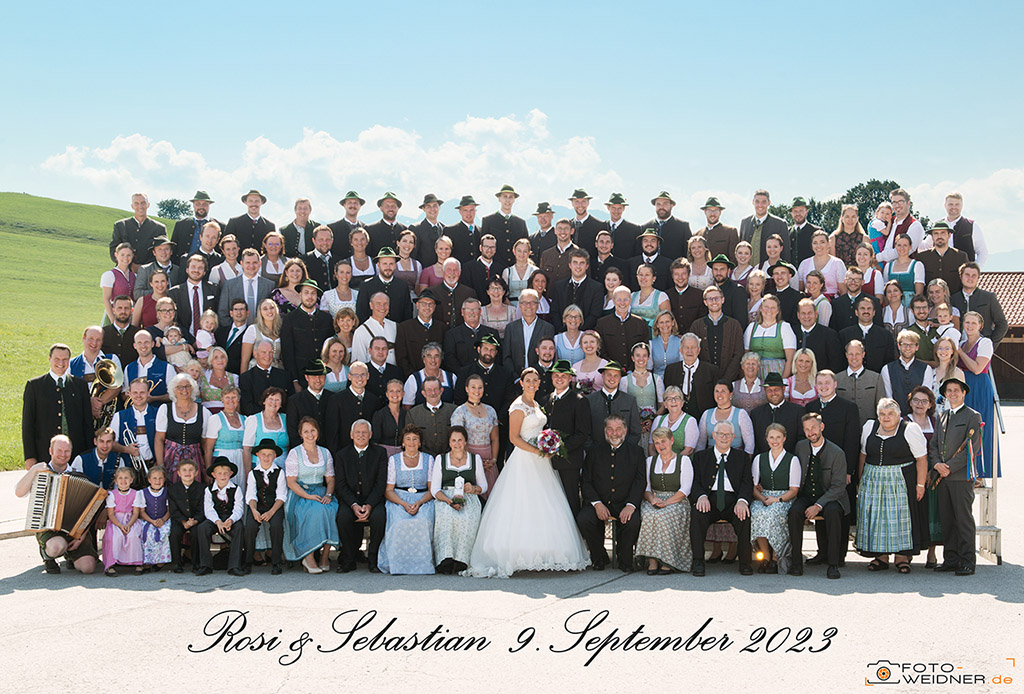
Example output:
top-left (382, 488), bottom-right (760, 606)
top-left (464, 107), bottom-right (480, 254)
top-left (3, 408), bottom-right (1022, 694)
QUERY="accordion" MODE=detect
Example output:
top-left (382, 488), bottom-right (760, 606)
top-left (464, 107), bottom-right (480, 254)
top-left (24, 472), bottom-right (107, 539)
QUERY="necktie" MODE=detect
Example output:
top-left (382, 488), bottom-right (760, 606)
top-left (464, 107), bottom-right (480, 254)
top-left (771, 406), bottom-right (778, 424)
top-left (610, 223), bottom-right (617, 232)
top-left (190, 219), bottom-right (203, 254)
top-left (802, 331), bottom-right (809, 348)
top-left (751, 219), bottom-right (764, 266)
top-left (504, 215), bottom-right (510, 221)
top-left (245, 279), bottom-right (256, 315)
top-left (323, 254), bottom-right (331, 286)
top-left (606, 393), bottom-right (614, 413)
top-left (715, 455), bottom-right (726, 511)
top-left (684, 366), bottom-right (692, 395)
top-left (658, 220), bottom-right (665, 232)
top-left (191, 285), bottom-right (201, 334)
top-left (58, 377), bottom-right (69, 435)
top-left (227, 326), bottom-right (239, 345)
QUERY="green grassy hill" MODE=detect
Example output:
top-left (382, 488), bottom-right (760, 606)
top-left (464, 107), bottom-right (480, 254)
top-left (0, 193), bottom-right (175, 470)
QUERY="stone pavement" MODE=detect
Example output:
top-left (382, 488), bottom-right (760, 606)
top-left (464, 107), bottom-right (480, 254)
top-left (3, 408), bottom-right (1021, 693)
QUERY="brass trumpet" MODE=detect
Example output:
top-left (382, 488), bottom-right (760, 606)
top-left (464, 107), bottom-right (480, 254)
top-left (123, 429), bottom-right (150, 476)
top-left (90, 358), bottom-right (124, 430)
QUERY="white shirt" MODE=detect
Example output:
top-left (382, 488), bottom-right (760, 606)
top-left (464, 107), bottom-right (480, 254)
top-left (881, 358), bottom-right (935, 400)
top-left (751, 450), bottom-right (802, 488)
top-left (109, 406), bottom-right (155, 460)
top-left (860, 420), bottom-right (928, 458)
top-left (155, 403), bottom-right (210, 432)
top-left (430, 453), bottom-right (489, 495)
top-left (245, 465), bottom-right (288, 505)
top-left (645, 453), bottom-right (693, 495)
top-left (521, 316), bottom-right (538, 367)
top-left (351, 317), bottom-right (397, 365)
top-left (877, 217), bottom-right (925, 263)
top-left (917, 216), bottom-right (988, 268)
top-left (204, 482), bottom-right (244, 523)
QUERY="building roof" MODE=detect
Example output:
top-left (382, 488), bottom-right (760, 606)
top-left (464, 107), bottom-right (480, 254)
top-left (979, 272), bottom-right (1024, 327)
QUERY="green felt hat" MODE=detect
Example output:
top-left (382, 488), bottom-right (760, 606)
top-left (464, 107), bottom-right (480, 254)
top-left (208, 456), bottom-right (239, 475)
top-left (549, 359), bottom-right (575, 375)
top-left (495, 184), bottom-right (520, 198)
top-left (295, 278), bottom-right (322, 294)
top-left (533, 202), bottom-right (555, 215)
top-left (636, 227), bottom-right (663, 241)
top-left (190, 190), bottom-right (214, 203)
top-left (568, 188), bottom-right (592, 200)
top-left (598, 360), bottom-right (626, 374)
top-left (928, 220), bottom-right (953, 235)
top-left (149, 234), bottom-right (176, 249)
top-left (650, 191), bottom-right (675, 205)
top-left (605, 192), bottom-right (628, 206)
top-left (709, 253), bottom-right (736, 269)
top-left (764, 372), bottom-right (785, 388)
top-left (419, 193), bottom-right (443, 208)
top-left (700, 196), bottom-right (724, 209)
top-left (456, 195), bottom-right (479, 208)
top-left (768, 261), bottom-right (797, 277)
top-left (475, 333), bottom-right (501, 348)
top-left (376, 192), bottom-right (402, 208)
top-left (791, 196), bottom-right (809, 208)
top-left (241, 189), bottom-right (267, 204)
top-left (303, 358), bottom-right (328, 376)
top-left (340, 191), bottom-right (366, 205)
top-left (374, 246), bottom-right (400, 259)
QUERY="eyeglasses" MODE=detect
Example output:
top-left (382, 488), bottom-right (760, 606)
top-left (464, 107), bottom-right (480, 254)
top-left (911, 398), bottom-right (931, 405)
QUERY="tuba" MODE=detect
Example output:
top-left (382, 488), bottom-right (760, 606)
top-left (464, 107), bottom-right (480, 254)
top-left (90, 358), bottom-right (124, 430)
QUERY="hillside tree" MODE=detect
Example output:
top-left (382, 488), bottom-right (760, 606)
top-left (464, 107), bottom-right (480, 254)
top-left (157, 198), bottom-right (191, 220)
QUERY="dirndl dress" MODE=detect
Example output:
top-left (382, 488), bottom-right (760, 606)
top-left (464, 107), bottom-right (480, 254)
top-left (432, 453), bottom-right (484, 566)
top-left (750, 452), bottom-right (798, 559)
top-left (283, 445), bottom-right (339, 562)
top-left (211, 411), bottom-right (247, 490)
top-left (635, 454), bottom-right (692, 571)
top-left (103, 488), bottom-right (144, 569)
top-left (139, 486), bottom-right (172, 564)
top-left (749, 323), bottom-right (787, 380)
top-left (960, 339), bottom-right (1000, 478)
top-left (378, 453), bottom-right (436, 575)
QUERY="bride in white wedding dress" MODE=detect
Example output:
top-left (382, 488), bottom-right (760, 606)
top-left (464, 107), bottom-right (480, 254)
top-left (464, 368), bottom-right (591, 578)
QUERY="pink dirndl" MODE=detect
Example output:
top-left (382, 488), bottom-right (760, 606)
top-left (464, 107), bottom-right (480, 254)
top-left (102, 488), bottom-right (144, 569)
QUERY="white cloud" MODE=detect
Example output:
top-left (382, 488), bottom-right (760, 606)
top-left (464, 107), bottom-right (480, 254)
top-left (38, 116), bottom-right (1024, 258)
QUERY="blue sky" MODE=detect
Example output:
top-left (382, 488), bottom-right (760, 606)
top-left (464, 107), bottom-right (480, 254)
top-left (3, 1), bottom-right (1022, 259)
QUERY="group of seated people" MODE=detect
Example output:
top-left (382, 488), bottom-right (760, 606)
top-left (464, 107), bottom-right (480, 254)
top-left (19, 183), bottom-right (999, 580)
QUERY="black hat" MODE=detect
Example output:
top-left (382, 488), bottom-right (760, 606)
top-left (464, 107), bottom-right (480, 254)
top-left (413, 291), bottom-right (437, 303)
top-left (549, 359), bottom-right (575, 375)
top-left (939, 377), bottom-right (970, 397)
top-left (533, 202), bottom-right (555, 215)
top-left (241, 189), bottom-right (267, 204)
top-left (419, 193), bottom-right (443, 208)
top-left (709, 253), bottom-right (736, 269)
top-left (764, 372), bottom-right (785, 388)
top-left (304, 358), bottom-right (328, 376)
top-left (208, 456), bottom-right (238, 476)
top-left (149, 234), bottom-right (176, 249)
top-left (767, 261), bottom-right (797, 277)
top-left (252, 438), bottom-right (283, 457)
top-left (475, 333), bottom-right (501, 348)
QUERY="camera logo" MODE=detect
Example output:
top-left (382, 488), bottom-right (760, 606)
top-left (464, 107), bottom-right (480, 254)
top-left (866, 660), bottom-right (900, 685)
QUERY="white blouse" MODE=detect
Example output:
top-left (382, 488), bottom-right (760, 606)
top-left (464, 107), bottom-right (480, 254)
top-left (430, 453), bottom-right (489, 495)
top-left (644, 454), bottom-right (693, 495)
top-left (859, 420), bottom-right (928, 458)
top-left (743, 321), bottom-right (798, 350)
top-left (284, 445), bottom-right (335, 477)
top-left (751, 450), bottom-right (802, 488)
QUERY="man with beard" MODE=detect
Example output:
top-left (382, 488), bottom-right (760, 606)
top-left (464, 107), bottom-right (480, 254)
top-left (627, 228), bottom-right (673, 292)
top-left (410, 193), bottom-right (445, 267)
top-left (543, 361), bottom-right (591, 518)
top-left (667, 259), bottom-right (707, 332)
top-left (697, 197), bottom-right (739, 263)
top-left (749, 372), bottom-right (805, 454)
top-left (455, 334), bottom-right (513, 414)
top-left (528, 202), bottom-right (557, 263)
top-left (916, 221), bottom-right (968, 295)
top-left (133, 235), bottom-right (184, 300)
top-left (604, 192), bottom-right (642, 259)
top-left (876, 188), bottom-right (924, 263)
top-left (446, 195), bottom-right (482, 265)
top-left (789, 196), bottom-right (823, 267)
top-left (427, 258), bottom-right (477, 329)
top-left (280, 197), bottom-right (320, 259)
top-left (225, 189), bottom-right (276, 251)
top-left (585, 363), bottom-right (642, 448)
top-left (568, 188), bottom-right (605, 255)
top-left (442, 298), bottom-right (499, 373)
top-left (591, 229), bottom-right (626, 283)
top-left (710, 254), bottom-right (748, 328)
top-left (740, 189), bottom-right (790, 266)
top-left (111, 192), bottom-right (166, 268)
top-left (327, 191), bottom-right (367, 260)
top-left (644, 191), bottom-right (692, 261)
top-left (356, 247), bottom-right (413, 324)
top-left (829, 267), bottom-right (882, 333)
top-left (689, 286), bottom-right (744, 383)
top-left (168, 254), bottom-right (220, 336)
top-left (102, 295), bottom-right (141, 366)
top-left (838, 296), bottom-right (896, 373)
top-left (466, 234), bottom-right (506, 302)
top-left (170, 191), bottom-right (221, 256)
top-left (481, 184), bottom-right (529, 267)
top-left (395, 292), bottom-right (446, 377)
top-left (365, 192), bottom-right (407, 257)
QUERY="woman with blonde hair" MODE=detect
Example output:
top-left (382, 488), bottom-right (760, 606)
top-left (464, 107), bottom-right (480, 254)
top-left (686, 235), bottom-right (714, 291)
top-left (742, 294), bottom-right (796, 379)
top-left (240, 298), bottom-right (283, 372)
top-left (636, 427), bottom-right (693, 575)
top-left (785, 349), bottom-right (818, 407)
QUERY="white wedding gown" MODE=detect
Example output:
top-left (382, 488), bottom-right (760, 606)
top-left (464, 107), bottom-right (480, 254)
top-left (464, 397), bottom-right (591, 577)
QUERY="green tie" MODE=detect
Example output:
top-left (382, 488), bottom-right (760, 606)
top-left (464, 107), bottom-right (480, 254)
top-left (751, 219), bottom-right (764, 267)
top-left (715, 454), bottom-right (726, 511)
top-left (58, 377), bottom-right (69, 435)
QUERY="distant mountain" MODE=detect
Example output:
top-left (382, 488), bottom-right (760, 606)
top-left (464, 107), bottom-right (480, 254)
top-left (983, 249), bottom-right (1024, 273)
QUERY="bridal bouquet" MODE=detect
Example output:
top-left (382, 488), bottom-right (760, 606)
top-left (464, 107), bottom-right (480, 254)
top-left (534, 429), bottom-right (567, 459)
top-left (576, 377), bottom-right (596, 395)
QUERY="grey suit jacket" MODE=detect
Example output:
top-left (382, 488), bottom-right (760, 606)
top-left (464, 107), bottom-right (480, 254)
top-left (794, 438), bottom-right (850, 514)
top-left (835, 369), bottom-right (884, 427)
top-left (217, 274), bottom-right (274, 326)
top-left (133, 261), bottom-right (185, 300)
top-left (951, 288), bottom-right (1009, 348)
top-left (739, 214), bottom-right (791, 264)
top-left (928, 405), bottom-right (983, 479)
top-left (586, 390), bottom-right (642, 449)
top-left (502, 317), bottom-right (555, 375)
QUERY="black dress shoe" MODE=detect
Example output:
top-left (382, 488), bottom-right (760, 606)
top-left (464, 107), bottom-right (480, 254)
top-left (955, 564), bottom-right (975, 576)
top-left (172, 563), bottom-right (184, 574)
top-left (618, 564), bottom-right (635, 573)
top-left (338, 562), bottom-right (357, 574)
top-left (194, 567), bottom-right (212, 576)
top-left (692, 562), bottom-right (706, 577)
top-left (227, 568), bottom-right (246, 577)
top-left (935, 563), bottom-right (959, 572)
top-left (827, 565), bottom-right (841, 579)
top-left (271, 565), bottom-right (283, 575)
top-left (788, 564), bottom-right (804, 576)
top-left (806, 554), bottom-right (826, 565)
top-left (739, 564), bottom-right (753, 576)
top-left (369, 564), bottom-right (382, 574)
top-left (240, 565), bottom-right (252, 576)
top-left (43, 559), bottom-right (61, 574)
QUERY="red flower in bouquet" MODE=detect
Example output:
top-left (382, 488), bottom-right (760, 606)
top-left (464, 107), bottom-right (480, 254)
top-left (536, 429), bottom-right (567, 459)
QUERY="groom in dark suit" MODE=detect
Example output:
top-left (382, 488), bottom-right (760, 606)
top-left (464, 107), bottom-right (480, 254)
top-left (689, 420), bottom-right (754, 576)
top-left (577, 415), bottom-right (646, 572)
top-left (542, 361), bottom-right (592, 518)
